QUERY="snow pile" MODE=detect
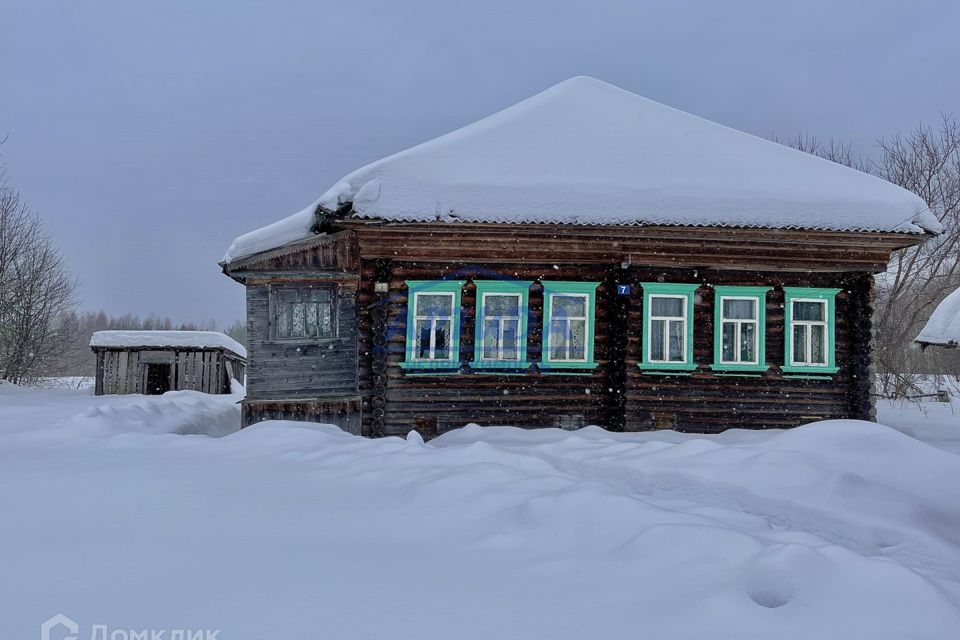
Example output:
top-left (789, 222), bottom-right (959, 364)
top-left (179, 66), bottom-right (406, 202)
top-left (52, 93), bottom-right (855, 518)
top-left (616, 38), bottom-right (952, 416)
top-left (916, 287), bottom-right (960, 347)
top-left (90, 330), bottom-right (246, 357)
top-left (224, 76), bottom-right (938, 262)
top-left (0, 385), bottom-right (242, 443)
top-left (2, 388), bottom-right (960, 638)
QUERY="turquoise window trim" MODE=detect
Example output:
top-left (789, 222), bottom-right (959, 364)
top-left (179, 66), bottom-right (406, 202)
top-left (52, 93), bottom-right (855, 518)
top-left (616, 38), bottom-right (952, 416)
top-left (541, 281), bottom-right (600, 370)
top-left (783, 287), bottom-right (842, 375)
top-left (711, 286), bottom-right (771, 373)
top-left (638, 282), bottom-right (700, 372)
top-left (402, 280), bottom-right (466, 369)
top-left (470, 280), bottom-right (533, 370)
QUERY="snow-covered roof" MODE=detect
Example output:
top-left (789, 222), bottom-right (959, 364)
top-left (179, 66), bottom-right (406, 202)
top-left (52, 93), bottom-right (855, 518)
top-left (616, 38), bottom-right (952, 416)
top-left (915, 288), bottom-right (960, 348)
top-left (90, 331), bottom-right (247, 358)
top-left (223, 76), bottom-right (940, 263)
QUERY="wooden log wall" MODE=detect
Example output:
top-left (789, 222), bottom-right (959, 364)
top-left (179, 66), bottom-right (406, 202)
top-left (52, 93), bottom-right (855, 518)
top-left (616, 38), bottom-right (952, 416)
top-left (357, 261), bottom-right (613, 437)
top-left (621, 269), bottom-right (875, 432)
top-left (356, 260), bottom-right (875, 437)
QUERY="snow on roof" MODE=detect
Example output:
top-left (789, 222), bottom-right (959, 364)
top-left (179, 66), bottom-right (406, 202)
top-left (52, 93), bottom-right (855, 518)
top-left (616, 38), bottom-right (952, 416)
top-left (223, 76), bottom-right (940, 263)
top-left (915, 287), bottom-right (960, 347)
top-left (90, 331), bottom-right (247, 358)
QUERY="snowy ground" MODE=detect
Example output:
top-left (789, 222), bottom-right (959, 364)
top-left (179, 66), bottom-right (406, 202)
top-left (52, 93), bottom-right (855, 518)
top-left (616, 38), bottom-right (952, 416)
top-left (1, 383), bottom-right (959, 639)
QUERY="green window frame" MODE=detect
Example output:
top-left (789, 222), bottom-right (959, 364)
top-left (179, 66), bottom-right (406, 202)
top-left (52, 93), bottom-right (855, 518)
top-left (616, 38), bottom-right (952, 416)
top-left (711, 286), bottom-right (771, 373)
top-left (782, 287), bottom-right (842, 375)
top-left (638, 282), bottom-right (699, 372)
top-left (470, 280), bottom-right (533, 370)
top-left (400, 280), bottom-right (466, 370)
top-left (541, 281), bottom-right (599, 370)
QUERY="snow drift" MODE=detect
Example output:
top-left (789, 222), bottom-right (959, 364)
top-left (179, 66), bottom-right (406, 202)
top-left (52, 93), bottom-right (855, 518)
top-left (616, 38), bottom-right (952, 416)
top-left (1, 386), bottom-right (959, 639)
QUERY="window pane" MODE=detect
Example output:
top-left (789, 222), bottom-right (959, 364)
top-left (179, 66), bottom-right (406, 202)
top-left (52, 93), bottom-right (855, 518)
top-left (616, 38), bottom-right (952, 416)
top-left (793, 325), bottom-right (807, 363)
top-left (416, 320), bottom-right (431, 358)
top-left (553, 295), bottom-right (586, 318)
top-left (417, 294), bottom-right (452, 317)
top-left (319, 304), bottom-right (332, 338)
top-left (502, 319), bottom-right (519, 360)
top-left (810, 325), bottom-right (826, 364)
top-left (434, 320), bottom-right (450, 359)
top-left (740, 322), bottom-right (756, 362)
top-left (794, 300), bottom-right (824, 322)
top-left (305, 302), bottom-right (319, 337)
top-left (568, 319), bottom-right (586, 360)
top-left (484, 294), bottom-right (518, 317)
top-left (277, 303), bottom-right (291, 338)
top-left (651, 296), bottom-right (683, 317)
top-left (291, 303), bottom-right (306, 338)
top-left (650, 319), bottom-right (665, 361)
top-left (668, 320), bottom-right (684, 361)
top-left (482, 318), bottom-right (499, 359)
top-left (721, 322), bottom-right (736, 361)
top-left (723, 299), bottom-right (755, 320)
top-left (276, 288), bottom-right (334, 340)
top-left (549, 319), bottom-right (567, 360)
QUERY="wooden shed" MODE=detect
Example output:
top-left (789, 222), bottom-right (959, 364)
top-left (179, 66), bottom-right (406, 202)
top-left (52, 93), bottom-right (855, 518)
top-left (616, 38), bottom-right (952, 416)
top-left (220, 77), bottom-right (938, 437)
top-left (90, 331), bottom-right (247, 396)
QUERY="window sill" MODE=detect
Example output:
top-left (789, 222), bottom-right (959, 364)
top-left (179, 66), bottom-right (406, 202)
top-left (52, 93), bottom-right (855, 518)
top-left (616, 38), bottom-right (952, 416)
top-left (539, 361), bottom-right (599, 371)
top-left (399, 361), bottom-right (460, 371)
top-left (781, 365), bottom-right (839, 375)
top-left (782, 373), bottom-right (835, 380)
top-left (469, 360), bottom-right (532, 371)
top-left (637, 362), bottom-right (698, 372)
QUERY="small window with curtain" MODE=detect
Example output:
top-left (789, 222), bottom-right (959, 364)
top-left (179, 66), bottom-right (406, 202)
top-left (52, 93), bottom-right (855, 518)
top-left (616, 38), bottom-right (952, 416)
top-left (711, 286), bottom-right (770, 373)
top-left (273, 286), bottom-right (336, 340)
top-left (638, 283), bottom-right (699, 372)
top-left (782, 287), bottom-right (841, 375)
top-left (401, 280), bottom-right (465, 369)
top-left (541, 282), bottom-right (599, 370)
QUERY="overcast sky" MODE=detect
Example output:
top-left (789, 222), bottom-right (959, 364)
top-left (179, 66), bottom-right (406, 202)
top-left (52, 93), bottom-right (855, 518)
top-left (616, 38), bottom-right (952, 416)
top-left (2, 0), bottom-right (958, 327)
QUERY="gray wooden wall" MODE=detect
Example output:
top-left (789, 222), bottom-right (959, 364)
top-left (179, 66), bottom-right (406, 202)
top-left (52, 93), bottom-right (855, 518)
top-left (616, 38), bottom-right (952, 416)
top-left (244, 281), bottom-right (358, 401)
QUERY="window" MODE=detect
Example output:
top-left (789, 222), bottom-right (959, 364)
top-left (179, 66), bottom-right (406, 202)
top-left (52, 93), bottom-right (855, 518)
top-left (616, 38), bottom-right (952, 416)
top-left (711, 286), bottom-right (770, 373)
top-left (401, 280), bottom-right (465, 369)
top-left (273, 286), bottom-right (335, 340)
top-left (541, 282), bottom-right (599, 370)
top-left (471, 280), bottom-right (532, 369)
top-left (782, 287), bottom-right (841, 375)
top-left (638, 283), bottom-right (699, 372)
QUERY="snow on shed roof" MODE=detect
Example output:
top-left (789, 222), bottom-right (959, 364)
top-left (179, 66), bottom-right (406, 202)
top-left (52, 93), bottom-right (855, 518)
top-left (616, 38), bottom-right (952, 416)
top-left (915, 288), bottom-right (960, 348)
top-left (223, 76), bottom-right (940, 262)
top-left (90, 331), bottom-right (247, 358)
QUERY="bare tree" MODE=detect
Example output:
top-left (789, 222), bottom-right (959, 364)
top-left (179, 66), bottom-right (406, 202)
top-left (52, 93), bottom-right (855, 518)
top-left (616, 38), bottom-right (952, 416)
top-left (0, 161), bottom-right (78, 385)
top-left (777, 117), bottom-right (960, 397)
